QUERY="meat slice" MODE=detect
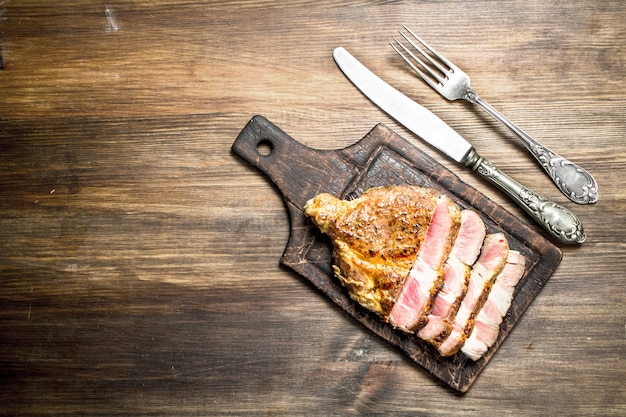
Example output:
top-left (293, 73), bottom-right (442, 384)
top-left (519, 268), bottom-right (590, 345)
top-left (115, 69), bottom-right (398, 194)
top-left (449, 210), bottom-right (487, 265)
top-left (418, 210), bottom-right (486, 345)
top-left (461, 251), bottom-right (526, 360)
top-left (388, 195), bottom-right (461, 332)
top-left (437, 233), bottom-right (509, 357)
top-left (303, 186), bottom-right (441, 318)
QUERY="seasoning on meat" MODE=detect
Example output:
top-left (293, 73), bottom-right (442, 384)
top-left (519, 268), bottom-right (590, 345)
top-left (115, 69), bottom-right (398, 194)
top-left (303, 186), bottom-right (440, 318)
top-left (304, 186), bottom-right (526, 361)
top-left (437, 233), bottom-right (509, 357)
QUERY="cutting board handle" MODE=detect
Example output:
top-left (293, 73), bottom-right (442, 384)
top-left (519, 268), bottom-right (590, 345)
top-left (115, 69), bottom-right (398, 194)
top-left (232, 115), bottom-right (356, 208)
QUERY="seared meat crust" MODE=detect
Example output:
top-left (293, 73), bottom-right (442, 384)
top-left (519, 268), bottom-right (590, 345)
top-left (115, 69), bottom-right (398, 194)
top-left (304, 186), bottom-right (441, 317)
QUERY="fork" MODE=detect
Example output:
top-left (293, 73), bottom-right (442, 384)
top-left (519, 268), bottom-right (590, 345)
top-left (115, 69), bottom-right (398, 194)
top-left (390, 26), bottom-right (598, 204)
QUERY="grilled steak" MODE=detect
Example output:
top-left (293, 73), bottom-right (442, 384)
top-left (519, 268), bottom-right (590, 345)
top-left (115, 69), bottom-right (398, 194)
top-left (304, 186), bottom-right (525, 360)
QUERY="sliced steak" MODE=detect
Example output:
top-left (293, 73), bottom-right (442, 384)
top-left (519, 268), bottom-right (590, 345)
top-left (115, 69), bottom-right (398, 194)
top-left (437, 233), bottom-right (509, 357)
top-left (418, 210), bottom-right (486, 345)
top-left (304, 186), bottom-right (526, 361)
top-left (461, 251), bottom-right (526, 360)
top-left (388, 195), bottom-right (461, 332)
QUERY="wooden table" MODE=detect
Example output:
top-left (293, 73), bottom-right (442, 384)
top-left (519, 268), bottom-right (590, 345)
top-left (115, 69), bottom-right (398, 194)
top-left (1, 1), bottom-right (624, 415)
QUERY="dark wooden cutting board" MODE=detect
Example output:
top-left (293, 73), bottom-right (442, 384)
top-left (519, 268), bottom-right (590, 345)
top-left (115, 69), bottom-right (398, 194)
top-left (231, 115), bottom-right (562, 392)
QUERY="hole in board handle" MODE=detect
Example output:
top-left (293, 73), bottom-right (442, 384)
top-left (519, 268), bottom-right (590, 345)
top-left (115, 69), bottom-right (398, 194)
top-left (257, 139), bottom-right (273, 156)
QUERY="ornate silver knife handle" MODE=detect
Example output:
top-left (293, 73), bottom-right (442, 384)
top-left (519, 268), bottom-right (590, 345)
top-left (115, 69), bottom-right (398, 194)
top-left (467, 92), bottom-right (598, 205)
top-left (464, 149), bottom-right (586, 244)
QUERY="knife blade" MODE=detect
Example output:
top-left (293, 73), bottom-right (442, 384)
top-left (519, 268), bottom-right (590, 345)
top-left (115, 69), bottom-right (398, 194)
top-left (333, 46), bottom-right (585, 244)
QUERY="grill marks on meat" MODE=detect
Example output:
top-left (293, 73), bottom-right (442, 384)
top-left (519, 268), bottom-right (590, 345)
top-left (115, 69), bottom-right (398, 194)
top-left (388, 195), bottom-right (461, 332)
top-left (304, 186), bottom-right (526, 361)
top-left (303, 186), bottom-right (440, 317)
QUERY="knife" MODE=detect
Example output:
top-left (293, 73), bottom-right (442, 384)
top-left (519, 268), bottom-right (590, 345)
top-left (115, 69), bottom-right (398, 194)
top-left (333, 47), bottom-right (585, 244)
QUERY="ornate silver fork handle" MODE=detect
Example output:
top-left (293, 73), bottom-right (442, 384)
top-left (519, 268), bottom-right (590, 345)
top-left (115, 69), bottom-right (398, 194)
top-left (464, 148), bottom-right (586, 244)
top-left (464, 90), bottom-right (598, 204)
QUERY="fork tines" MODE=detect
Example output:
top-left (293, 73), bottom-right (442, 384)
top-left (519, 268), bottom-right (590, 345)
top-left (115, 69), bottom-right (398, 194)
top-left (390, 26), bottom-right (455, 89)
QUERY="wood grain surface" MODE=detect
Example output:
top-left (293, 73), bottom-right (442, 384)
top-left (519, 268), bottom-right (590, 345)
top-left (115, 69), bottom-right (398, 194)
top-left (1, 1), bottom-right (624, 415)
